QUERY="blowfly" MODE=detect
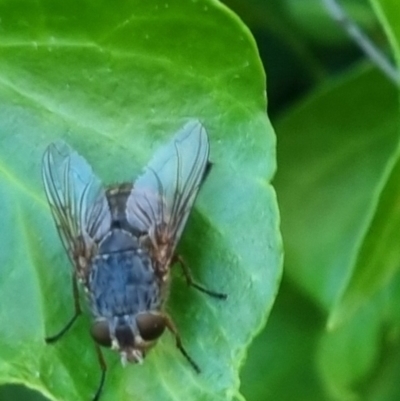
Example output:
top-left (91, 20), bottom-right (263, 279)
top-left (42, 120), bottom-right (226, 401)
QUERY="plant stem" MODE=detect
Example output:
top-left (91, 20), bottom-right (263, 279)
top-left (322, 0), bottom-right (400, 86)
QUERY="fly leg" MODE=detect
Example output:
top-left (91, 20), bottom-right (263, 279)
top-left (163, 314), bottom-right (201, 373)
top-left (92, 345), bottom-right (107, 401)
top-left (173, 255), bottom-right (227, 300)
top-left (45, 274), bottom-right (82, 343)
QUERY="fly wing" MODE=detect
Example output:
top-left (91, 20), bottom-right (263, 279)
top-left (42, 141), bottom-right (111, 275)
top-left (126, 120), bottom-right (209, 263)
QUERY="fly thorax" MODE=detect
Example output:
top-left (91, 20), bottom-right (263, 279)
top-left (88, 231), bottom-right (162, 319)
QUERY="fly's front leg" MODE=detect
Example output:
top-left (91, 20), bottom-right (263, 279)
top-left (162, 313), bottom-right (200, 373)
top-left (45, 274), bottom-right (82, 343)
top-left (173, 255), bottom-right (227, 300)
top-left (92, 344), bottom-right (107, 401)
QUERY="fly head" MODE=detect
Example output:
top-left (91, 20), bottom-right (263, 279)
top-left (90, 313), bottom-right (166, 365)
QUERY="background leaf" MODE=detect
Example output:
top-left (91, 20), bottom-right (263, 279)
top-left (327, 0), bottom-right (400, 329)
top-left (242, 61), bottom-right (400, 401)
top-left (275, 64), bottom-right (399, 311)
top-left (241, 280), bottom-right (329, 401)
top-left (0, 1), bottom-right (281, 401)
top-left (234, 0), bottom-right (400, 400)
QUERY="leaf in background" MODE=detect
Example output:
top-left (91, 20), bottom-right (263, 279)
top-left (273, 62), bottom-right (399, 399)
top-left (328, 155), bottom-right (400, 328)
top-left (274, 64), bottom-right (399, 311)
top-left (240, 279), bottom-right (329, 401)
top-left (0, 1), bottom-right (282, 401)
top-left (286, 0), bottom-right (379, 46)
top-left (328, 0), bottom-right (400, 328)
top-left (268, 62), bottom-right (400, 400)
top-left (0, 385), bottom-right (47, 401)
top-left (316, 269), bottom-right (400, 401)
top-left (371, 0), bottom-right (400, 60)
top-left (317, 301), bottom-right (382, 401)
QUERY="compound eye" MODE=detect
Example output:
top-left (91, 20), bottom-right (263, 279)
top-left (91, 321), bottom-right (112, 347)
top-left (136, 314), bottom-right (166, 342)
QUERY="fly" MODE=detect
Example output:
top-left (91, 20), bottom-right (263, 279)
top-left (42, 120), bottom-right (227, 401)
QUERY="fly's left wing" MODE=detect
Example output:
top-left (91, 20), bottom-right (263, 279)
top-left (126, 120), bottom-right (209, 267)
top-left (42, 141), bottom-right (111, 278)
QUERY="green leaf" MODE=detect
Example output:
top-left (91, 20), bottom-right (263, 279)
top-left (318, 303), bottom-right (382, 401)
top-left (286, 0), bottom-right (378, 45)
top-left (328, 0), bottom-right (400, 328)
top-left (0, 1), bottom-right (282, 401)
top-left (273, 62), bottom-right (400, 400)
top-left (328, 154), bottom-right (400, 328)
top-left (275, 64), bottom-right (399, 311)
top-left (241, 279), bottom-right (329, 401)
top-left (316, 270), bottom-right (400, 401)
top-left (0, 384), bottom-right (48, 401)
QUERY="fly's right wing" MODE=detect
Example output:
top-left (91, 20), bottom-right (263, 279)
top-left (42, 141), bottom-right (111, 278)
top-left (126, 120), bottom-right (210, 268)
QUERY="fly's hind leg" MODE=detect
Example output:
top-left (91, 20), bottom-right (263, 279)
top-left (92, 344), bottom-right (107, 401)
top-left (174, 255), bottom-right (227, 300)
top-left (45, 274), bottom-right (82, 343)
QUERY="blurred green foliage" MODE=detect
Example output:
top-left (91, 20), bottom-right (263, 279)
top-left (235, 0), bottom-right (400, 401)
top-left (0, 385), bottom-right (44, 401)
